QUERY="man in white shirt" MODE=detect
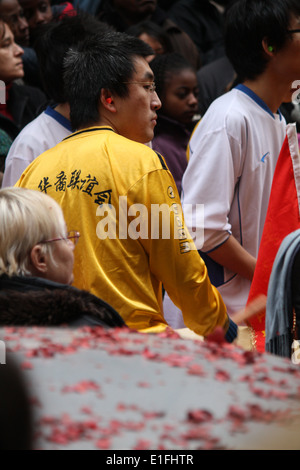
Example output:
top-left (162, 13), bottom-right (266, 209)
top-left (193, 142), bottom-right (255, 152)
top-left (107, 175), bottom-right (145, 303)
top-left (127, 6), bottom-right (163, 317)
top-left (3, 104), bottom-right (71, 187)
top-left (177, 0), bottom-right (300, 316)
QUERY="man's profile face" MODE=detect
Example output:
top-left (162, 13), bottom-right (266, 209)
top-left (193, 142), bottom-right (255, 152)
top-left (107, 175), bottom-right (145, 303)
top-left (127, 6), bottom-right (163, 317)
top-left (112, 56), bottom-right (161, 143)
top-left (0, 0), bottom-right (29, 47)
top-left (271, 14), bottom-right (300, 104)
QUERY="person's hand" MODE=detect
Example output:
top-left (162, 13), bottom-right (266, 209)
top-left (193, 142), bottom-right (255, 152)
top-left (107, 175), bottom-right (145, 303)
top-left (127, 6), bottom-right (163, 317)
top-left (205, 295), bottom-right (267, 349)
top-left (230, 295), bottom-right (267, 325)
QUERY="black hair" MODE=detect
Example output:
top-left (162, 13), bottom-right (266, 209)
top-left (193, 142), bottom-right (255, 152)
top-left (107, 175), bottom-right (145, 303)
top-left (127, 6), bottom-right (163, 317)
top-left (149, 52), bottom-right (195, 101)
top-left (33, 12), bottom-right (113, 103)
top-left (125, 20), bottom-right (173, 54)
top-left (63, 31), bottom-right (154, 131)
top-left (225, 0), bottom-right (300, 81)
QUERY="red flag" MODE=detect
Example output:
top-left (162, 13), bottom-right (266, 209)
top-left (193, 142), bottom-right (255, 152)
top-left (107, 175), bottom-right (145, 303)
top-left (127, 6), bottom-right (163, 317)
top-left (246, 123), bottom-right (300, 352)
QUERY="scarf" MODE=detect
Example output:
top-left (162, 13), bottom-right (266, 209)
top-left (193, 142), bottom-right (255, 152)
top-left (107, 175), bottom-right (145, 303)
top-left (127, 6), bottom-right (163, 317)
top-left (265, 229), bottom-right (300, 356)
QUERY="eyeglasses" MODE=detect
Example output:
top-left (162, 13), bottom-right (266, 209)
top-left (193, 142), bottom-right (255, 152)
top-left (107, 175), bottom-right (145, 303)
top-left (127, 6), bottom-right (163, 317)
top-left (39, 230), bottom-right (80, 246)
top-left (123, 81), bottom-right (156, 93)
top-left (287, 29), bottom-right (300, 33)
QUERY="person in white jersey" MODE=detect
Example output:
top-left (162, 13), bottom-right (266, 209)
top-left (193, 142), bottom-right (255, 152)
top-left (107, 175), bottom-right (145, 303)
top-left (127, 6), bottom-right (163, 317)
top-left (164, 0), bottom-right (300, 323)
top-left (2, 12), bottom-right (111, 187)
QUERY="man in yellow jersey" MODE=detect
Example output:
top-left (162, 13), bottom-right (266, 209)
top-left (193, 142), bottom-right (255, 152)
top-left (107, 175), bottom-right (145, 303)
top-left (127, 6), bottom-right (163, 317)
top-left (16, 31), bottom-right (238, 342)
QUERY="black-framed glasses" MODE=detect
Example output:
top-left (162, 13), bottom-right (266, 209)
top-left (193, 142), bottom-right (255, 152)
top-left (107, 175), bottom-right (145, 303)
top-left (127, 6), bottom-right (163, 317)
top-left (287, 29), bottom-right (300, 33)
top-left (123, 81), bottom-right (156, 92)
top-left (39, 230), bottom-right (80, 246)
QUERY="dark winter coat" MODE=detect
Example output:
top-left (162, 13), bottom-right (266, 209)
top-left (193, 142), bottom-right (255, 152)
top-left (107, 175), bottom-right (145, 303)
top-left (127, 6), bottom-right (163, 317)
top-left (0, 275), bottom-right (125, 328)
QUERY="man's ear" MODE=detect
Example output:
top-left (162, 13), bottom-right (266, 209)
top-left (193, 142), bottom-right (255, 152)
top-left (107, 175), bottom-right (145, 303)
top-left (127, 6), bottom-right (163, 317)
top-left (262, 37), bottom-right (275, 56)
top-left (29, 245), bottom-right (48, 275)
top-left (100, 88), bottom-right (117, 112)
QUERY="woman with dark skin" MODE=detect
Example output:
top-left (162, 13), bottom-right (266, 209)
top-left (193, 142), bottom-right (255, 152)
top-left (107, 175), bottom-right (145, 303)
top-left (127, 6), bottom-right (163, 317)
top-left (150, 52), bottom-right (199, 195)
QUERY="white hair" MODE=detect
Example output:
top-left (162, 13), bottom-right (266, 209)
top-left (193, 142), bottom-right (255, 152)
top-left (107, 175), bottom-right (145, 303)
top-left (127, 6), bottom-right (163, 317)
top-left (0, 187), bottom-right (66, 276)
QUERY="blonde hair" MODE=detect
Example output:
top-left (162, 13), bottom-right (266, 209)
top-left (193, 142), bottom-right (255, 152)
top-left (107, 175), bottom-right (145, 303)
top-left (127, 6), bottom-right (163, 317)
top-left (0, 187), bottom-right (66, 276)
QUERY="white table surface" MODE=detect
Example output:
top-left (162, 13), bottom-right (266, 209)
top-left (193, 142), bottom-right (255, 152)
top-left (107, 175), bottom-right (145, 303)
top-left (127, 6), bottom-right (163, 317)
top-left (1, 325), bottom-right (300, 451)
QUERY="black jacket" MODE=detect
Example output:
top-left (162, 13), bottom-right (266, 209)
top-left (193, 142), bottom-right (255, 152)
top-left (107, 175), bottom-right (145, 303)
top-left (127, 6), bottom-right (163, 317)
top-left (168, 0), bottom-right (225, 65)
top-left (0, 82), bottom-right (46, 140)
top-left (0, 275), bottom-right (125, 328)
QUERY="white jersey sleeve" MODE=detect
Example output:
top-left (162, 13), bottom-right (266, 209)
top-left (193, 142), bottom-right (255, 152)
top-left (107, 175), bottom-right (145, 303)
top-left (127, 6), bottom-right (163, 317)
top-left (182, 99), bottom-right (244, 252)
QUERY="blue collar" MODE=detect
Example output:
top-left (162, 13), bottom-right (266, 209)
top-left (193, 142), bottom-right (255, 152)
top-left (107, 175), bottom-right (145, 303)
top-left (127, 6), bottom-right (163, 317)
top-left (44, 105), bottom-right (72, 131)
top-left (235, 84), bottom-right (282, 120)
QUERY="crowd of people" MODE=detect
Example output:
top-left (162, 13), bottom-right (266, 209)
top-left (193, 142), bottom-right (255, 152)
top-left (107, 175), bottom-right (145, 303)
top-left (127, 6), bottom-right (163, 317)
top-left (1, 0), bottom-right (300, 362)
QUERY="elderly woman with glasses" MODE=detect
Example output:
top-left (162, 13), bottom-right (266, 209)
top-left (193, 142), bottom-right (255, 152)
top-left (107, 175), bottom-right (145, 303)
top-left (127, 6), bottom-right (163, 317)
top-left (0, 186), bottom-right (125, 328)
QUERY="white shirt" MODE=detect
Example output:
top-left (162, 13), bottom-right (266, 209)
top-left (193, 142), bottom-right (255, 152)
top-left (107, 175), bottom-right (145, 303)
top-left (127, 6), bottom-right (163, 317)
top-left (181, 85), bottom-right (286, 314)
top-left (2, 105), bottom-right (71, 187)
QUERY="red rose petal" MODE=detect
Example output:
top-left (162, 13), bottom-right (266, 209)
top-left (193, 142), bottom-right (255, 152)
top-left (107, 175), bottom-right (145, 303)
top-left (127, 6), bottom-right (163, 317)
top-left (21, 361), bottom-right (33, 369)
top-left (95, 438), bottom-right (111, 449)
